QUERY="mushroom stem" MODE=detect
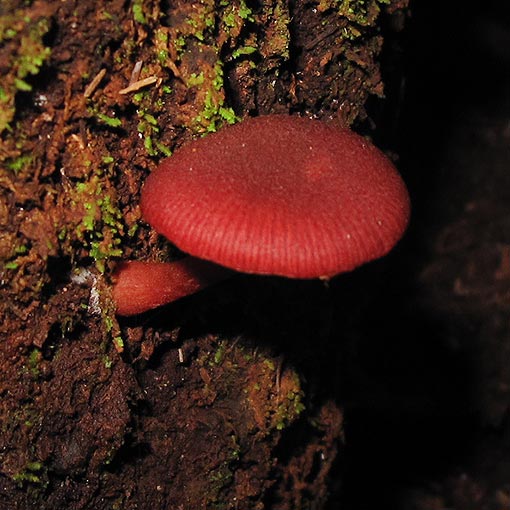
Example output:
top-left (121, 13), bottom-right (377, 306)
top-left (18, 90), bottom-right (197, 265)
top-left (112, 258), bottom-right (233, 316)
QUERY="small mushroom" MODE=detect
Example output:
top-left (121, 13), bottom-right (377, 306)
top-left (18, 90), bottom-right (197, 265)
top-left (112, 259), bottom-right (232, 316)
top-left (113, 115), bottom-right (410, 316)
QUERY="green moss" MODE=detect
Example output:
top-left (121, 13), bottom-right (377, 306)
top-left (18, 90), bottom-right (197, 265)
top-left (132, 0), bottom-right (147, 24)
top-left (159, 1), bottom-right (262, 134)
top-left (263, 359), bottom-right (275, 371)
top-left (119, 0), bottom-right (265, 138)
top-left (12, 461), bottom-right (46, 487)
top-left (192, 60), bottom-right (239, 133)
top-left (206, 434), bottom-right (241, 507)
top-left (200, 338), bottom-right (305, 440)
top-left (273, 372), bottom-right (306, 431)
top-left (183, 1), bottom-right (216, 42)
top-left (112, 335), bottom-right (124, 352)
top-left (187, 71), bottom-right (205, 87)
top-left (155, 141), bottom-right (172, 157)
top-left (13, 77), bottom-right (32, 91)
top-left (231, 45), bottom-right (257, 60)
top-left (17, 20), bottom-right (51, 74)
top-left (127, 223), bottom-right (139, 237)
top-left (27, 348), bottom-right (41, 378)
top-left (213, 342), bottom-right (226, 365)
top-left (223, 0), bottom-right (254, 28)
top-left (81, 200), bottom-right (97, 232)
top-left (133, 101), bottom-right (173, 157)
top-left (98, 303), bottom-right (124, 353)
top-left (95, 112), bottom-right (122, 128)
top-left (69, 175), bottom-right (124, 272)
top-left (0, 13), bottom-right (51, 132)
top-left (102, 355), bottom-right (113, 369)
top-left (208, 464), bottom-right (234, 504)
top-left (15, 244), bottom-right (28, 255)
top-left (239, 2), bottom-right (254, 21)
top-left (319, 0), bottom-right (391, 30)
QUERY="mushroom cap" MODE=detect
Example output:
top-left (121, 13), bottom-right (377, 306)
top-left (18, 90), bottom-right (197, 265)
top-left (141, 115), bottom-right (410, 279)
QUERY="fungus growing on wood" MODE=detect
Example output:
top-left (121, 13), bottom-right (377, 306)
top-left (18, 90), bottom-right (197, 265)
top-left (113, 115), bottom-right (410, 316)
top-left (112, 259), bottom-right (232, 317)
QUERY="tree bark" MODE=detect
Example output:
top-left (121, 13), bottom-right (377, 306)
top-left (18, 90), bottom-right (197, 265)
top-left (0, 1), bottom-right (408, 508)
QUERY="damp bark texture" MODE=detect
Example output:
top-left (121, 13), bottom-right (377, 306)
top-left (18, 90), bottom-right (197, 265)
top-left (0, 1), bottom-right (408, 508)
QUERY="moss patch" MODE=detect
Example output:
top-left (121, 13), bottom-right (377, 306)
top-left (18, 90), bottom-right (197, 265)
top-left (0, 6), bottom-right (52, 132)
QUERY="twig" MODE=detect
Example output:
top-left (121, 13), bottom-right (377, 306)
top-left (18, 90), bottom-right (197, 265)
top-left (119, 76), bottom-right (159, 95)
top-left (83, 68), bottom-right (106, 98)
top-left (130, 60), bottom-right (144, 84)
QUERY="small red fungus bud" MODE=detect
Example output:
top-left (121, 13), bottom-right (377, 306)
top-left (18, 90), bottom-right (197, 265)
top-left (112, 259), bottom-right (231, 316)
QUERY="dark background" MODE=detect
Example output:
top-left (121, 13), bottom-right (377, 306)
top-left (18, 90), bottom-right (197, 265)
top-left (339, 1), bottom-right (510, 508)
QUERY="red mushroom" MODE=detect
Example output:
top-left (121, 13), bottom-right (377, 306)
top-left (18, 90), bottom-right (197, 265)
top-left (113, 115), bottom-right (410, 316)
top-left (112, 258), bottom-right (232, 316)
